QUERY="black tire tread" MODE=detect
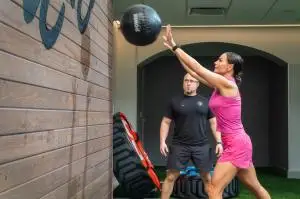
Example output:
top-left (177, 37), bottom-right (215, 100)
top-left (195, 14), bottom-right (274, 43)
top-left (113, 113), bottom-right (156, 198)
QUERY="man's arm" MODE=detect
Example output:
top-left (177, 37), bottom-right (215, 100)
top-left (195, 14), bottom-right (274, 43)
top-left (209, 117), bottom-right (221, 144)
top-left (160, 117), bottom-right (172, 156)
top-left (160, 117), bottom-right (172, 143)
top-left (209, 117), bottom-right (223, 157)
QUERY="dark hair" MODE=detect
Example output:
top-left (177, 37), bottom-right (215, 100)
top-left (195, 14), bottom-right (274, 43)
top-left (225, 52), bottom-right (244, 86)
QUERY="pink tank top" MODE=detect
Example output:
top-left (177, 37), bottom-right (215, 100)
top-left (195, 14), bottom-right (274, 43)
top-left (208, 79), bottom-right (244, 134)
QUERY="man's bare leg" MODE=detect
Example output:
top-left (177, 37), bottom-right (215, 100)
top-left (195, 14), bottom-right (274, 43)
top-left (200, 171), bottom-right (212, 196)
top-left (161, 169), bottom-right (180, 199)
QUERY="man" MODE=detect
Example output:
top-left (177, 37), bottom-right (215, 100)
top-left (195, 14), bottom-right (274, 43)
top-left (160, 73), bottom-right (223, 199)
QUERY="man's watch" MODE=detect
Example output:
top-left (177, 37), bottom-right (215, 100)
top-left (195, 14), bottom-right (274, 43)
top-left (216, 141), bottom-right (222, 145)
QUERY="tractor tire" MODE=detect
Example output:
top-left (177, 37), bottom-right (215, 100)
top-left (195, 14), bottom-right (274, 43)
top-left (113, 112), bottom-right (160, 199)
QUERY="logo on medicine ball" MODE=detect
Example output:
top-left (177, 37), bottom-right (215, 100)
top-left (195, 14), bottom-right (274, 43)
top-left (133, 13), bottom-right (143, 32)
top-left (23, 0), bottom-right (95, 49)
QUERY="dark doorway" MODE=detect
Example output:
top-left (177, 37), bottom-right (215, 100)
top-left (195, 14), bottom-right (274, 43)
top-left (137, 43), bottom-right (288, 173)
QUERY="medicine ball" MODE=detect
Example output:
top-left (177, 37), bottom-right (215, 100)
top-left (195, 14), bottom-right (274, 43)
top-left (120, 4), bottom-right (162, 46)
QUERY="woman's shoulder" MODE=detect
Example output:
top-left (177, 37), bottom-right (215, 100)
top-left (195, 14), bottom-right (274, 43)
top-left (214, 87), bottom-right (241, 99)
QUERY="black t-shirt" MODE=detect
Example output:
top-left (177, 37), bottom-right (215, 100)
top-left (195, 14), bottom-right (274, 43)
top-left (164, 94), bottom-right (214, 146)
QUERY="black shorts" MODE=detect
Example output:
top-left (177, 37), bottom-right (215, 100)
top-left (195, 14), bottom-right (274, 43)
top-left (167, 143), bottom-right (213, 173)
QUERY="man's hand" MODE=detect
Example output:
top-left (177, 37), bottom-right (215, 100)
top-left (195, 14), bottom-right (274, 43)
top-left (215, 143), bottom-right (223, 157)
top-left (160, 142), bottom-right (169, 157)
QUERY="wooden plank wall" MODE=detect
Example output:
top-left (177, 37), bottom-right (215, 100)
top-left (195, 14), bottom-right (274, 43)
top-left (0, 0), bottom-right (113, 198)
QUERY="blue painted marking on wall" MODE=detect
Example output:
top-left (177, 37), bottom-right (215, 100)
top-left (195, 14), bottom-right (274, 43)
top-left (77, 0), bottom-right (95, 34)
top-left (23, 0), bottom-right (95, 49)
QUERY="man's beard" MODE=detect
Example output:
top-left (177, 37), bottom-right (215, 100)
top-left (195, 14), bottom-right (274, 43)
top-left (185, 90), bottom-right (195, 95)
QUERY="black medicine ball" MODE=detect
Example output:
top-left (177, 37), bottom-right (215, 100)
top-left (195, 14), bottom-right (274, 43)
top-left (120, 4), bottom-right (162, 46)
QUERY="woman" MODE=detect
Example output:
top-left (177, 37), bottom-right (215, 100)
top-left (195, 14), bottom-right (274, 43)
top-left (162, 25), bottom-right (271, 199)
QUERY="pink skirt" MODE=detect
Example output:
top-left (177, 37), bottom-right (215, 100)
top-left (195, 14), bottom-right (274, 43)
top-left (217, 131), bottom-right (253, 169)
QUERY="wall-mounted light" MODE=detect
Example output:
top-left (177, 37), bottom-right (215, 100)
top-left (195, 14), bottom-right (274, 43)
top-left (113, 20), bottom-right (121, 29)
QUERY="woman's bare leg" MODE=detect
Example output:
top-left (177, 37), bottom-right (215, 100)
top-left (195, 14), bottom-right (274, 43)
top-left (237, 166), bottom-right (271, 199)
top-left (209, 162), bottom-right (238, 199)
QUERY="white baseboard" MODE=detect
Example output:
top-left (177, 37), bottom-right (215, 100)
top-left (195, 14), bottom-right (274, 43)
top-left (287, 169), bottom-right (300, 179)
